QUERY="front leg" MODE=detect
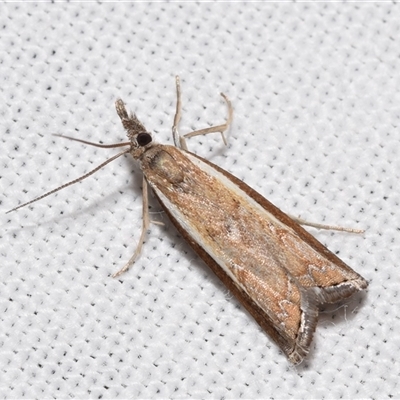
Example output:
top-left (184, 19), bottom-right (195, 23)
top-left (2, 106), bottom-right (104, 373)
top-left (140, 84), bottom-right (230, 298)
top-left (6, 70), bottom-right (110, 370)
top-left (172, 76), bottom-right (233, 151)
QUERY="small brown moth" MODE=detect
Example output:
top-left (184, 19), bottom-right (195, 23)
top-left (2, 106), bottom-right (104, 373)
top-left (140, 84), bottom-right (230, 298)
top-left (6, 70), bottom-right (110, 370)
top-left (8, 77), bottom-right (368, 364)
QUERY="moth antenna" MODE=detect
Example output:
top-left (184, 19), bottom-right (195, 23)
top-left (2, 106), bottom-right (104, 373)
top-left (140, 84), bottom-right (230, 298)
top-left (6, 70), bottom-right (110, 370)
top-left (7, 148), bottom-right (130, 214)
top-left (53, 134), bottom-right (131, 148)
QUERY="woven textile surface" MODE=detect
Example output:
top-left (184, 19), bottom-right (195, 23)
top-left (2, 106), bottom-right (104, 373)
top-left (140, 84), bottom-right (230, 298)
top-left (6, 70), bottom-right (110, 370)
top-left (1, 2), bottom-right (398, 399)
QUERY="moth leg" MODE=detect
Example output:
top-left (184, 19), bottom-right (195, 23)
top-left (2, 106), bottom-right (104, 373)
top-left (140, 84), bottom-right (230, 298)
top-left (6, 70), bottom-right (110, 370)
top-left (150, 220), bottom-right (165, 226)
top-left (172, 76), bottom-right (183, 148)
top-left (113, 176), bottom-right (150, 277)
top-left (289, 215), bottom-right (364, 234)
top-left (172, 76), bottom-right (233, 151)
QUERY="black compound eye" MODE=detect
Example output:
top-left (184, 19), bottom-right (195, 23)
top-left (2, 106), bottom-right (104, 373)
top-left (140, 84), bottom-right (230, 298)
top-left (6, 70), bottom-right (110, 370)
top-left (137, 132), bottom-right (152, 147)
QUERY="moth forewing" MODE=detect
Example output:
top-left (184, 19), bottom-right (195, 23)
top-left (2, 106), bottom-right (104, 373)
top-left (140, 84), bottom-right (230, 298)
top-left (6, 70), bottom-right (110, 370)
top-left (138, 144), bottom-right (367, 364)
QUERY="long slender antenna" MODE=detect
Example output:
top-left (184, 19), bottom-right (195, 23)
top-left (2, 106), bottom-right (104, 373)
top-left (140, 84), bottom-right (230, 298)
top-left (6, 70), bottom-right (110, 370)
top-left (7, 148), bottom-right (130, 214)
top-left (53, 134), bottom-right (131, 148)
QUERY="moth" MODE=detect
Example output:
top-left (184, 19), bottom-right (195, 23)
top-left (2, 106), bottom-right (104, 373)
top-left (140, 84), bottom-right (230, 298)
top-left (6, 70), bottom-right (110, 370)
top-left (9, 77), bottom-right (368, 364)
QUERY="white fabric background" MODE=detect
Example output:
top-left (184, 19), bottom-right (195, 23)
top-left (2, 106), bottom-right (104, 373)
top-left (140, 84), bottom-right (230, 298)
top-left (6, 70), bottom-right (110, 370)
top-left (0, 2), bottom-right (398, 399)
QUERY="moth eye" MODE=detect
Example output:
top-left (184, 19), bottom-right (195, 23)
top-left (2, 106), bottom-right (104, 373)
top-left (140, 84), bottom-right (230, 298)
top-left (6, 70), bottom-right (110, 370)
top-left (137, 132), bottom-right (152, 147)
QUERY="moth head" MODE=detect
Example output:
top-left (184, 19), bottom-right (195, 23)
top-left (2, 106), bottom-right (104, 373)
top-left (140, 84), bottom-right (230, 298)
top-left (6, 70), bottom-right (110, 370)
top-left (115, 99), bottom-right (154, 156)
